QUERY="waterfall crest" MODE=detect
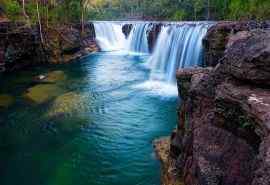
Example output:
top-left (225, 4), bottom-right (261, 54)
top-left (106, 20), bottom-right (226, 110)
top-left (127, 23), bottom-right (150, 53)
top-left (93, 22), bottom-right (126, 51)
top-left (147, 23), bottom-right (211, 84)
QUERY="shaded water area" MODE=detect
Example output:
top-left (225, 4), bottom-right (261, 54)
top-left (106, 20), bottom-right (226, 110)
top-left (0, 52), bottom-right (177, 185)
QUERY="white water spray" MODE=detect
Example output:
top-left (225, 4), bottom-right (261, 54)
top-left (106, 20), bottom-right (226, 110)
top-left (147, 23), bottom-right (211, 84)
top-left (127, 23), bottom-right (150, 53)
top-left (93, 22), bottom-right (126, 51)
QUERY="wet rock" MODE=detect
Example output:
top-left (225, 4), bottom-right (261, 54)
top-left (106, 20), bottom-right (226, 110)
top-left (34, 70), bottom-right (67, 84)
top-left (147, 23), bottom-right (162, 52)
top-left (154, 137), bottom-right (170, 163)
top-left (23, 84), bottom-right (63, 104)
top-left (154, 137), bottom-right (185, 185)
top-left (47, 92), bottom-right (83, 117)
top-left (0, 94), bottom-right (14, 108)
top-left (122, 24), bottom-right (133, 38)
top-left (46, 92), bottom-right (90, 132)
top-left (46, 113), bottom-right (88, 132)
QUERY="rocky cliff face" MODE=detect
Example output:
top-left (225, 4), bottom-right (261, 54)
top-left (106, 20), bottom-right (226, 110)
top-left (203, 21), bottom-right (270, 67)
top-left (43, 23), bottom-right (98, 64)
top-left (155, 24), bottom-right (270, 185)
top-left (0, 22), bottom-right (45, 72)
top-left (0, 22), bottom-right (98, 72)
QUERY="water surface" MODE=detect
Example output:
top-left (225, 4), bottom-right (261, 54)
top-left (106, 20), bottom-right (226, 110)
top-left (0, 52), bottom-right (177, 185)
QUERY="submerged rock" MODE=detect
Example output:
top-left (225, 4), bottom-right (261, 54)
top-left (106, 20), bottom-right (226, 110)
top-left (23, 84), bottom-right (63, 104)
top-left (46, 113), bottom-right (89, 132)
top-left (34, 70), bottom-right (67, 84)
top-left (48, 92), bottom-right (83, 117)
top-left (0, 94), bottom-right (14, 108)
top-left (46, 92), bottom-right (89, 132)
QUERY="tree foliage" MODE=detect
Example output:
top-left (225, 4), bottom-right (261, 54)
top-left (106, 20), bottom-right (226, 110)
top-left (0, 0), bottom-right (269, 23)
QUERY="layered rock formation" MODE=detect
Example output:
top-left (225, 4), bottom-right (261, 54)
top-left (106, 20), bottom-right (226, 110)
top-left (43, 23), bottom-right (98, 64)
top-left (155, 25), bottom-right (270, 185)
top-left (0, 21), bottom-right (98, 72)
top-left (203, 21), bottom-right (270, 67)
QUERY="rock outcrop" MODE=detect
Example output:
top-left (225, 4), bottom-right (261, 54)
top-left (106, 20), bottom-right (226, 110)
top-left (122, 22), bottom-right (162, 52)
top-left (0, 22), bottom-right (98, 72)
top-left (0, 22), bottom-right (45, 72)
top-left (203, 21), bottom-right (270, 67)
top-left (43, 23), bottom-right (99, 64)
top-left (147, 23), bottom-right (162, 52)
top-left (122, 24), bottom-right (133, 38)
top-left (155, 28), bottom-right (270, 185)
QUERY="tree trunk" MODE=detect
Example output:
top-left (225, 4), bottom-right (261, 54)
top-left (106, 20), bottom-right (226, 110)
top-left (81, 6), bottom-right (85, 34)
top-left (194, 7), bottom-right (197, 21)
top-left (22, 0), bottom-right (30, 24)
top-left (46, 6), bottom-right (49, 28)
top-left (36, 0), bottom-right (44, 44)
top-left (207, 0), bottom-right (210, 20)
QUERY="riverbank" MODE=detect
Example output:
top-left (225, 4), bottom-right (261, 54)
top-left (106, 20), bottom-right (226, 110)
top-left (0, 19), bottom-right (99, 73)
top-left (154, 21), bottom-right (270, 185)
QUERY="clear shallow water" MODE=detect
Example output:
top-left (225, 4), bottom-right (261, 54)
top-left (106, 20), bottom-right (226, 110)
top-left (0, 52), bottom-right (177, 185)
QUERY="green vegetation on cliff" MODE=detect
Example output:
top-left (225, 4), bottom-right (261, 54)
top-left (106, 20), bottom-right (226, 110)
top-left (1, 0), bottom-right (270, 23)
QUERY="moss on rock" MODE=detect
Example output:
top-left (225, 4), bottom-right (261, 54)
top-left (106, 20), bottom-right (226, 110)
top-left (23, 84), bottom-right (63, 104)
top-left (48, 92), bottom-right (82, 116)
top-left (39, 70), bottom-right (67, 83)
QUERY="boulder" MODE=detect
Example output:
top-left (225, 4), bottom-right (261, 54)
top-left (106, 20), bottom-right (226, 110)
top-left (46, 92), bottom-right (89, 132)
top-left (203, 21), bottom-right (269, 67)
top-left (23, 84), bottom-right (63, 104)
top-left (223, 30), bottom-right (270, 86)
top-left (122, 24), bottom-right (133, 38)
top-left (176, 67), bottom-right (213, 100)
top-left (34, 70), bottom-right (67, 83)
top-left (47, 92), bottom-right (83, 117)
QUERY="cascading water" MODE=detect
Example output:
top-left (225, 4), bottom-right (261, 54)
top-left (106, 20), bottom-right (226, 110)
top-left (93, 22), bottom-right (126, 51)
top-left (147, 22), bottom-right (212, 84)
top-left (127, 23), bottom-right (150, 53)
top-left (92, 21), bottom-right (212, 95)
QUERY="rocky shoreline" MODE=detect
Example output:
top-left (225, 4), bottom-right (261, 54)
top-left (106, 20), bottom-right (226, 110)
top-left (0, 19), bottom-right (99, 73)
top-left (154, 21), bottom-right (270, 185)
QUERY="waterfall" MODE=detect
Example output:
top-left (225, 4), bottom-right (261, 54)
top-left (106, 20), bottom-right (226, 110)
top-left (93, 22), bottom-right (126, 51)
top-left (127, 23), bottom-right (149, 53)
top-left (147, 22), bottom-right (211, 84)
top-left (92, 21), bottom-right (213, 96)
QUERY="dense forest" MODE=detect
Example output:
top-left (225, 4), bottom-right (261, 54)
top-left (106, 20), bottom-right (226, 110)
top-left (1, 0), bottom-right (270, 25)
